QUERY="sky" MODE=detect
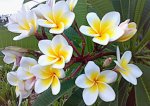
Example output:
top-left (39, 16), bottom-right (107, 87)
top-left (0, 0), bottom-right (46, 15)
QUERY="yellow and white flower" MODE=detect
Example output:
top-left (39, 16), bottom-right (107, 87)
top-left (38, 35), bottom-right (73, 69)
top-left (117, 19), bottom-right (137, 42)
top-left (17, 57), bottom-right (37, 81)
top-left (37, 1), bottom-right (75, 34)
top-left (7, 71), bottom-right (33, 106)
top-left (75, 61), bottom-right (117, 105)
top-left (80, 12), bottom-right (124, 45)
top-left (31, 64), bottom-right (65, 94)
top-left (114, 47), bottom-right (142, 85)
top-left (66, 0), bottom-right (78, 11)
top-left (1, 47), bottom-right (23, 70)
top-left (6, 7), bottom-right (38, 40)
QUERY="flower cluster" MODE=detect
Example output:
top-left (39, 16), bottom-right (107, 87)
top-left (2, 0), bottom-right (142, 105)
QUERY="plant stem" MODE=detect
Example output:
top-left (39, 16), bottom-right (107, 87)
top-left (41, 27), bottom-right (48, 39)
top-left (62, 33), bottom-right (81, 56)
top-left (74, 20), bottom-right (86, 56)
top-left (34, 32), bottom-right (44, 41)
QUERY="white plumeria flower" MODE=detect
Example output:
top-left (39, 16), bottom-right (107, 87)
top-left (7, 71), bottom-right (33, 106)
top-left (38, 35), bottom-right (73, 69)
top-left (80, 12), bottom-right (124, 45)
top-left (1, 48), bottom-right (23, 70)
top-left (37, 0), bottom-right (75, 34)
top-left (117, 19), bottom-right (137, 42)
top-left (66, 0), bottom-right (78, 11)
top-left (17, 57), bottom-right (37, 81)
top-left (75, 61), bottom-right (117, 105)
top-left (114, 47), bottom-right (142, 85)
top-left (6, 7), bottom-right (38, 40)
top-left (31, 64), bottom-right (65, 94)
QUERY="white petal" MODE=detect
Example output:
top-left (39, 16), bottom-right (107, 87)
top-left (24, 78), bottom-right (35, 90)
top-left (7, 72), bottom-right (18, 86)
top-left (20, 57), bottom-right (37, 68)
top-left (99, 70), bottom-right (117, 83)
top-left (109, 27), bottom-right (124, 42)
top-left (56, 69), bottom-right (66, 78)
top-left (51, 76), bottom-right (60, 95)
top-left (116, 46), bottom-right (121, 62)
top-left (35, 78), bottom-right (53, 94)
top-left (38, 55), bottom-right (59, 66)
top-left (128, 64), bottom-right (143, 78)
top-left (50, 22), bottom-right (65, 34)
top-left (3, 55), bottom-right (15, 64)
top-left (52, 56), bottom-right (65, 69)
top-left (38, 40), bottom-right (53, 56)
top-left (60, 45), bottom-right (73, 63)
top-left (7, 24), bottom-right (25, 33)
top-left (120, 51), bottom-right (132, 64)
top-left (13, 31), bottom-right (29, 40)
top-left (31, 65), bottom-right (51, 79)
top-left (75, 74), bottom-right (94, 88)
top-left (47, 0), bottom-right (55, 7)
top-left (101, 11), bottom-right (120, 27)
top-left (79, 25), bottom-right (99, 37)
top-left (83, 85), bottom-right (98, 105)
top-left (38, 19), bottom-right (56, 28)
top-left (98, 83), bottom-right (115, 102)
top-left (92, 34), bottom-right (110, 45)
top-left (85, 61), bottom-right (100, 81)
top-left (52, 35), bottom-right (68, 48)
top-left (120, 70), bottom-right (137, 85)
top-left (17, 67), bottom-right (34, 80)
top-left (66, 0), bottom-right (78, 11)
top-left (86, 12), bottom-right (101, 33)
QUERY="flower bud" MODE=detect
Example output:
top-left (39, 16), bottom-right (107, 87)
top-left (103, 57), bottom-right (112, 67)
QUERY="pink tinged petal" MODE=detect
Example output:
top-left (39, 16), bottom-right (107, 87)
top-left (98, 83), bottom-right (116, 102)
top-left (35, 78), bottom-right (53, 94)
top-left (127, 64), bottom-right (143, 78)
top-left (101, 11), bottom-right (120, 30)
top-left (7, 72), bottom-right (18, 86)
top-left (60, 45), bottom-right (73, 63)
top-left (83, 85), bottom-right (98, 105)
top-left (47, 0), bottom-right (56, 7)
top-left (92, 34), bottom-right (110, 45)
top-left (49, 22), bottom-right (65, 34)
top-left (24, 78), bottom-right (35, 90)
top-left (51, 76), bottom-right (61, 95)
top-left (52, 56), bottom-right (65, 69)
top-left (116, 46), bottom-right (121, 62)
top-left (99, 70), bottom-right (117, 84)
top-left (79, 25), bottom-right (99, 37)
top-left (75, 74), bottom-right (94, 88)
top-left (38, 40), bottom-right (54, 56)
top-left (13, 31), bottom-right (30, 40)
top-left (108, 27), bottom-right (124, 42)
top-left (84, 61), bottom-right (100, 81)
top-left (38, 55), bottom-right (59, 66)
top-left (17, 67), bottom-right (34, 80)
top-left (61, 12), bottom-right (75, 29)
top-left (119, 69), bottom-right (137, 85)
top-left (20, 57), bottom-right (37, 68)
top-left (38, 19), bottom-right (56, 28)
top-left (120, 51), bottom-right (132, 65)
top-left (31, 65), bottom-right (51, 79)
top-left (86, 12), bottom-right (101, 33)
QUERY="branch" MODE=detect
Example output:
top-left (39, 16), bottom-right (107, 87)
top-left (62, 33), bottom-right (81, 56)
top-left (41, 27), bottom-right (48, 39)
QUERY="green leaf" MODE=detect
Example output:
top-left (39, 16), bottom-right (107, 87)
top-left (64, 88), bottom-right (85, 106)
top-left (135, 64), bottom-right (150, 106)
top-left (32, 79), bottom-right (75, 106)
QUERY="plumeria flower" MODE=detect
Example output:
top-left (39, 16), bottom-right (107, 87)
top-left (37, 0), bottom-right (75, 34)
top-left (7, 71), bottom-right (33, 106)
top-left (1, 47), bottom-right (24, 70)
top-left (75, 61), bottom-right (117, 105)
top-left (114, 47), bottom-right (142, 85)
top-left (117, 19), bottom-right (137, 42)
top-left (66, 0), bottom-right (78, 11)
top-left (80, 12), bottom-right (124, 45)
top-left (17, 57), bottom-right (37, 83)
top-left (31, 64), bottom-right (65, 94)
top-left (38, 35), bottom-right (73, 69)
top-left (6, 7), bottom-right (38, 40)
